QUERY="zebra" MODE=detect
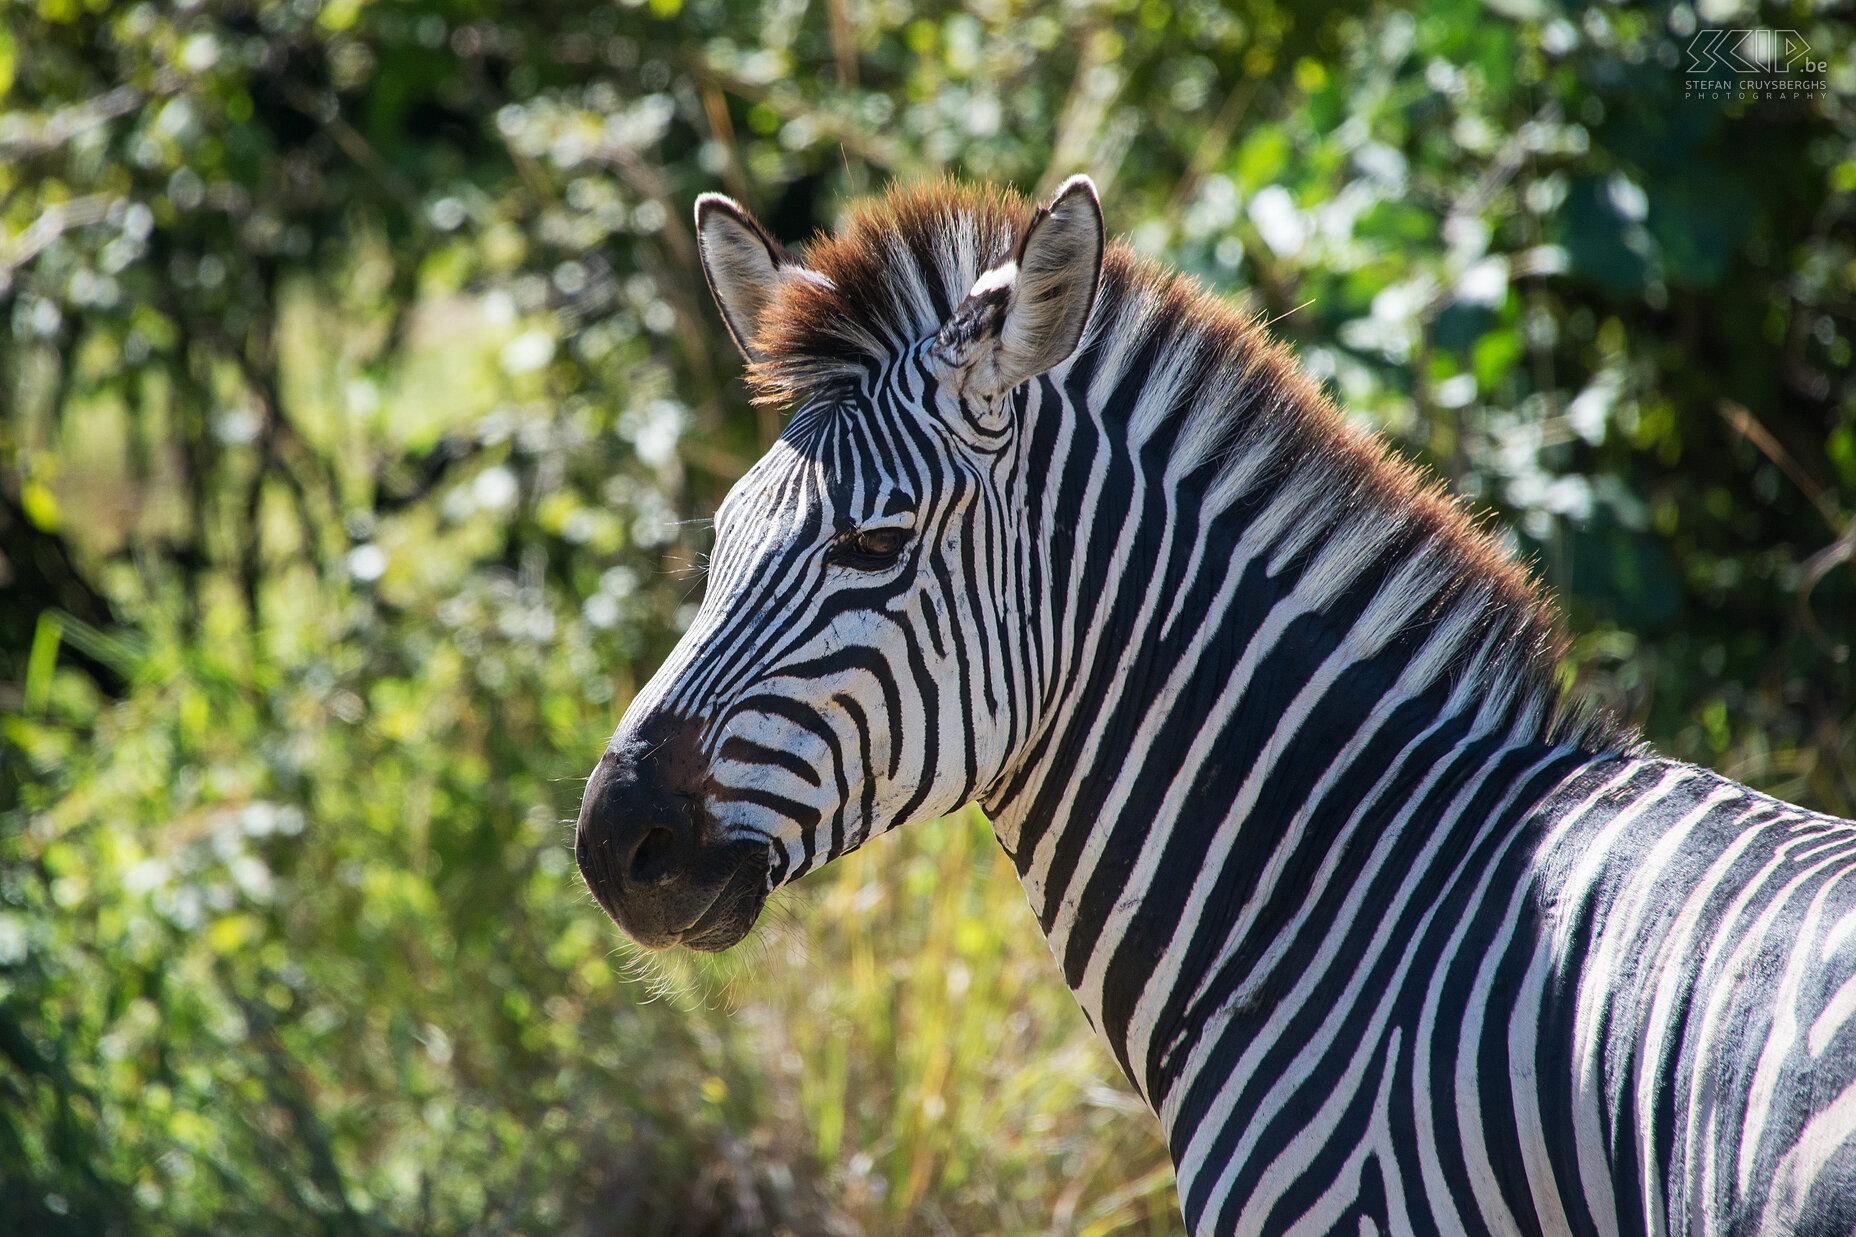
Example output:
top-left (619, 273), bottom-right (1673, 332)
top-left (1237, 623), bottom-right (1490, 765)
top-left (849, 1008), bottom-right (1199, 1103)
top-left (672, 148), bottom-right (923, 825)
top-left (574, 176), bottom-right (1856, 1235)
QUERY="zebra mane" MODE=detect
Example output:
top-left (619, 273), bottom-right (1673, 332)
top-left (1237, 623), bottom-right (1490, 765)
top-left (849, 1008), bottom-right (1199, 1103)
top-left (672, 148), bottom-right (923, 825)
top-left (750, 180), bottom-right (1628, 753)
top-left (746, 181), bottom-right (1031, 401)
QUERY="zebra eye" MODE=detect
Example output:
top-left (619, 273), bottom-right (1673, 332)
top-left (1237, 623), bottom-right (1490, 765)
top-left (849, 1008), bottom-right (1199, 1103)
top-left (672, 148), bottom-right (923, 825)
top-left (835, 526), bottom-right (909, 569)
top-left (857, 528), bottom-right (907, 557)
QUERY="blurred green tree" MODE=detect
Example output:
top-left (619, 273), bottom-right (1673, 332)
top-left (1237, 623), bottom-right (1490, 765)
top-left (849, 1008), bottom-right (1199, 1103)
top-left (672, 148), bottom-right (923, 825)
top-left (2, 0), bottom-right (1851, 1232)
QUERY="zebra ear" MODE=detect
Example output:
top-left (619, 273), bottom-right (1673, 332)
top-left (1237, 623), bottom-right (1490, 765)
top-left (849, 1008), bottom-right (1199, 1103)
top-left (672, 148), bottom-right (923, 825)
top-left (933, 176), bottom-right (1105, 397)
top-left (694, 194), bottom-right (826, 363)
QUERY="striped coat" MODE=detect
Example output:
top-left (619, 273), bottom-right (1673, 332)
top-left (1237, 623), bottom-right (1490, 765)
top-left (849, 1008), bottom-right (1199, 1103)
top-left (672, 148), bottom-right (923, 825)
top-left (574, 177), bottom-right (1856, 1235)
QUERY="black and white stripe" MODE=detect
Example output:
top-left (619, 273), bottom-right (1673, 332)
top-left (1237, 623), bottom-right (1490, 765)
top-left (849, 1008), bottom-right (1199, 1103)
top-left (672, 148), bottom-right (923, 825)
top-left (584, 178), bottom-right (1856, 1234)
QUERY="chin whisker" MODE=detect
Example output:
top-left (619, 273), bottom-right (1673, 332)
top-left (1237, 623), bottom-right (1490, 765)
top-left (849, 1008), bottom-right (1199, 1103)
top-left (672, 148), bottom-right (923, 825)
top-left (598, 898), bottom-right (798, 1013)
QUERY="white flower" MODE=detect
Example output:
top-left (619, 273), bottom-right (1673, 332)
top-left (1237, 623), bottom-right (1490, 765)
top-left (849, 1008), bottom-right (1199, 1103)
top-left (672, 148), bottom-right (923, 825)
top-left (500, 329), bottom-right (556, 375)
top-left (347, 544), bottom-right (387, 582)
top-left (1249, 186), bottom-right (1308, 259)
top-left (472, 466), bottom-right (520, 511)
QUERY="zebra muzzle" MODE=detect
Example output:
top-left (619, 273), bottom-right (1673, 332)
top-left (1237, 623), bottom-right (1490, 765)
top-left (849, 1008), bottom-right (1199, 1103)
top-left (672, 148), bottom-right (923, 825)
top-left (575, 719), bottom-right (771, 952)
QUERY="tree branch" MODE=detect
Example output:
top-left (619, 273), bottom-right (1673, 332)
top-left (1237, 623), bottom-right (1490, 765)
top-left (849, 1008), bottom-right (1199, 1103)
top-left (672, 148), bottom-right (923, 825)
top-left (696, 65), bottom-right (904, 171)
top-left (0, 194), bottom-right (119, 275)
top-left (0, 85), bottom-right (145, 160)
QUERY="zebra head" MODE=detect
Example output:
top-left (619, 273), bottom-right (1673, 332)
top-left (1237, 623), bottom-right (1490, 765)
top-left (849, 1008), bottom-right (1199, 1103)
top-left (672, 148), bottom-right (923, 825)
top-left (576, 179), bottom-right (1105, 950)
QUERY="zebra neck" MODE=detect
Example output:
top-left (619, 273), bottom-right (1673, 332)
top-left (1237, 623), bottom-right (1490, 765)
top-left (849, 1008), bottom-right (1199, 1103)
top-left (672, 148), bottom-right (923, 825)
top-left (977, 303), bottom-right (1624, 1111)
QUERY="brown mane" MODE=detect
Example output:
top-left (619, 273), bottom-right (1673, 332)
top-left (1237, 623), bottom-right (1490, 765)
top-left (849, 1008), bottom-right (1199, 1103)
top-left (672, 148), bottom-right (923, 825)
top-left (743, 179), bottom-right (1627, 752)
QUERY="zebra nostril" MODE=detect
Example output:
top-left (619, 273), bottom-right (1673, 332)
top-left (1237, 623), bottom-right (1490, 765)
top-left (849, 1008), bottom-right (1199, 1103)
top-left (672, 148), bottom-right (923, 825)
top-left (627, 825), bottom-right (681, 885)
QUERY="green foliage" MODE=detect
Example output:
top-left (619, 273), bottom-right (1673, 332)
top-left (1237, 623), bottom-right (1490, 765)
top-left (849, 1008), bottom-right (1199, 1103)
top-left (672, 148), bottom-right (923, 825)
top-left (1, 0), bottom-right (1852, 1231)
